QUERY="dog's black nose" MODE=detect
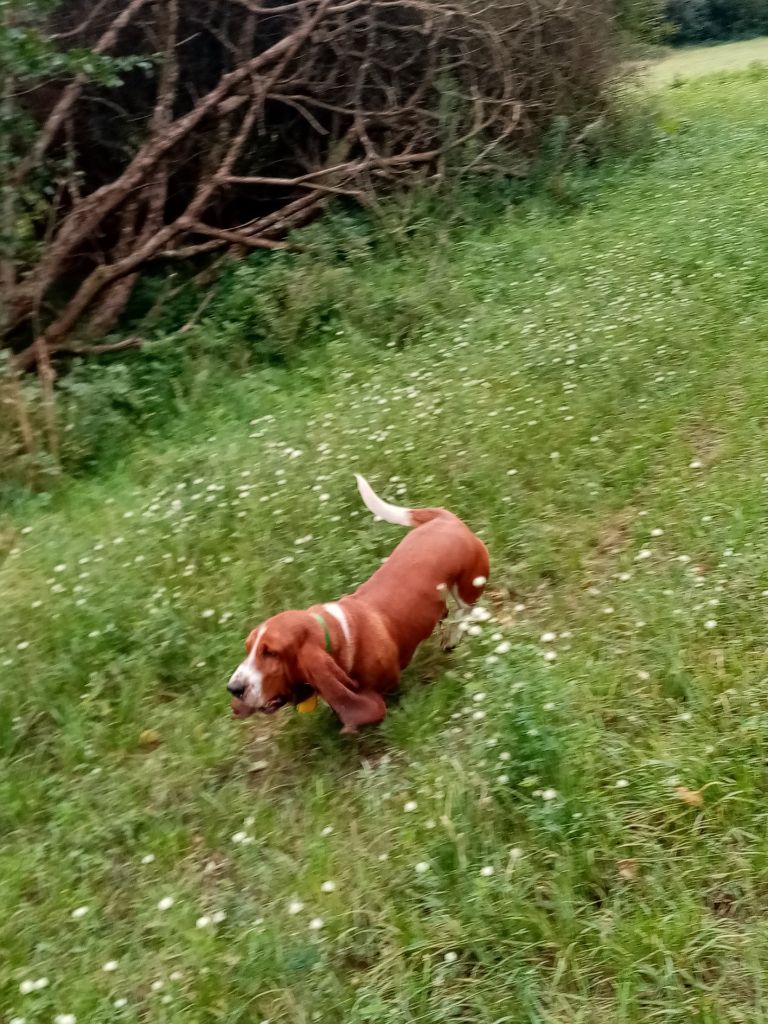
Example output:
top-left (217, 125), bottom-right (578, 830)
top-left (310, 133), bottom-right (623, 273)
top-left (227, 680), bottom-right (246, 697)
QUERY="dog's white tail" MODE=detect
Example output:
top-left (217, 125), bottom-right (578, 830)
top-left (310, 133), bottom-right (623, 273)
top-left (355, 474), bottom-right (445, 527)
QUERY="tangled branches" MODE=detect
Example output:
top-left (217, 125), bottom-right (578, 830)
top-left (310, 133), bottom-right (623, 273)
top-left (1, 0), bottom-right (617, 371)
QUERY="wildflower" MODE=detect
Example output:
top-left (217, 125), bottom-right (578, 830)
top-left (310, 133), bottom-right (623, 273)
top-left (540, 631), bottom-right (557, 643)
top-left (403, 800), bottom-right (417, 812)
top-left (444, 951), bottom-right (458, 963)
top-left (499, 752), bottom-right (511, 761)
top-left (321, 826), bottom-right (333, 836)
top-left (495, 641), bottom-right (511, 654)
top-left (141, 853), bottom-right (155, 864)
top-left (415, 862), bottom-right (430, 874)
top-left (635, 549), bottom-right (652, 561)
top-left (615, 779), bottom-right (629, 789)
top-left (201, 609), bottom-right (215, 619)
top-left (308, 917), bottom-right (325, 930)
top-left (16, 641), bottom-right (30, 651)
top-left (157, 896), bottom-right (174, 911)
top-left (472, 710), bottom-right (486, 721)
top-left (704, 619), bottom-right (717, 630)
top-left (509, 847), bottom-right (523, 861)
top-left (114, 999), bottom-right (128, 1009)
top-left (102, 961), bottom-right (119, 972)
top-left (231, 831), bottom-right (248, 843)
top-left (472, 692), bottom-right (486, 702)
top-left (543, 651), bottom-right (557, 662)
top-left (151, 980), bottom-right (164, 992)
top-left (212, 910), bottom-right (226, 923)
top-left (288, 900), bottom-right (304, 915)
top-left (320, 881), bottom-right (336, 893)
top-left (196, 916), bottom-right (211, 928)
top-left (71, 906), bottom-right (89, 920)
top-left (541, 788), bottom-right (558, 801)
top-left (54, 1016), bottom-right (76, 1024)
top-left (479, 865), bottom-right (495, 877)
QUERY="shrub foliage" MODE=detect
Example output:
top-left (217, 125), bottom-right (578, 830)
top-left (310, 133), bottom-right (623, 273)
top-left (1, 0), bottom-right (618, 374)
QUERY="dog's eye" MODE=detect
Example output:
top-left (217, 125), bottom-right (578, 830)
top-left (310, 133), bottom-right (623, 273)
top-left (260, 646), bottom-right (275, 658)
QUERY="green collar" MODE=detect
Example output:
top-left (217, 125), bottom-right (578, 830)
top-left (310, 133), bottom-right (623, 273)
top-left (312, 612), bottom-right (333, 653)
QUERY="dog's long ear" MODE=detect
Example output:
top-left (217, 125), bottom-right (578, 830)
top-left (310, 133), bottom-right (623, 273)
top-left (298, 644), bottom-right (386, 734)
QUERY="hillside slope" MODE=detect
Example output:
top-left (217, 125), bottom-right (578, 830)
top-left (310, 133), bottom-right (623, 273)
top-left (3, 68), bottom-right (768, 1023)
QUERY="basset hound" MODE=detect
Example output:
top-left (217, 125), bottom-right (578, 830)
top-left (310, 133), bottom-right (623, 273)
top-left (227, 475), bottom-right (489, 733)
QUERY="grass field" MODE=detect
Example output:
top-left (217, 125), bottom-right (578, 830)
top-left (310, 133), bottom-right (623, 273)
top-left (644, 35), bottom-right (768, 85)
top-left (3, 66), bottom-right (768, 1024)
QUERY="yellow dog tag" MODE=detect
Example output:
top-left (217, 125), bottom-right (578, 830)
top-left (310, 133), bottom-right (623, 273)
top-left (297, 694), bottom-right (318, 714)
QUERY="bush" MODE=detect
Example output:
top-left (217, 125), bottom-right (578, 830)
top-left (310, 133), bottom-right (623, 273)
top-left (664, 0), bottom-right (768, 43)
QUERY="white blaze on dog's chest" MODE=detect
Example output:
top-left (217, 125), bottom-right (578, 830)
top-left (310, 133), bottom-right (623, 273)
top-left (323, 602), bottom-right (354, 668)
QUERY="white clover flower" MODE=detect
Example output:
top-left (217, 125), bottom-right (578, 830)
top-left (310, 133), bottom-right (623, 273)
top-left (541, 788), bottom-right (558, 801)
top-left (320, 881), bottom-right (336, 893)
top-left (157, 896), bottom-right (174, 911)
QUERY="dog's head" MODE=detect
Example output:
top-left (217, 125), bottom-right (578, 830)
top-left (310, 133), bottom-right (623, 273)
top-left (226, 609), bottom-right (385, 733)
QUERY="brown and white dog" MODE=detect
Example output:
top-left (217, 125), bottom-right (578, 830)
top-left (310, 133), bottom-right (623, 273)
top-left (226, 475), bottom-right (489, 733)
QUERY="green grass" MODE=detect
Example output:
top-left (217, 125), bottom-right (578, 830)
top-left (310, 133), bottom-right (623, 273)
top-left (643, 35), bottom-right (768, 85)
top-left (3, 68), bottom-right (768, 1024)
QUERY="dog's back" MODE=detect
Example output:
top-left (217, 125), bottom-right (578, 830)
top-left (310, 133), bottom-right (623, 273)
top-left (351, 477), bottom-right (489, 665)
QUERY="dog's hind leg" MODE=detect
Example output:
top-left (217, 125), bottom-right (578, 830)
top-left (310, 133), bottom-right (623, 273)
top-left (439, 585), bottom-right (472, 652)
